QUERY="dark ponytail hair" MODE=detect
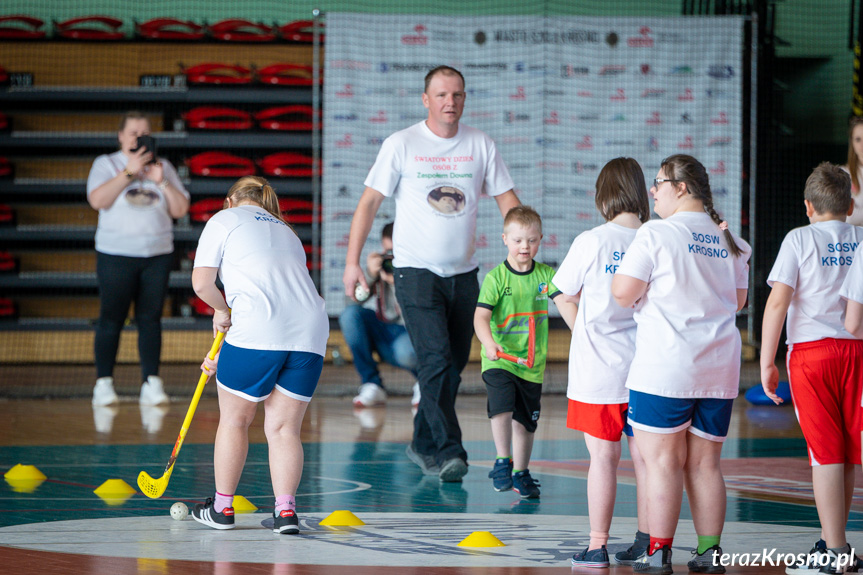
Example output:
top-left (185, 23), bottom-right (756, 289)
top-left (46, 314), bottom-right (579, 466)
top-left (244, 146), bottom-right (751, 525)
top-left (225, 176), bottom-right (284, 222)
top-left (660, 154), bottom-right (743, 258)
top-left (847, 117), bottom-right (863, 192)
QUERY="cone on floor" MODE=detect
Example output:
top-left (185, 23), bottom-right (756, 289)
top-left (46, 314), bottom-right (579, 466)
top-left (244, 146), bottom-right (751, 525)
top-left (95, 478), bottom-right (136, 506)
top-left (458, 531), bottom-right (505, 547)
top-left (232, 495), bottom-right (257, 513)
top-left (319, 510), bottom-right (365, 526)
top-left (4, 464), bottom-right (47, 493)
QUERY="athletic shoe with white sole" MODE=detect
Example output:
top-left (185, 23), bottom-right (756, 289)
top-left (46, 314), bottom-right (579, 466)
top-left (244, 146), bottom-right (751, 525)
top-left (439, 457), bottom-right (468, 482)
top-left (488, 458), bottom-right (513, 492)
top-left (512, 469), bottom-right (541, 499)
top-left (273, 508), bottom-right (299, 534)
top-left (92, 376), bottom-right (118, 407)
top-left (614, 532), bottom-right (651, 565)
top-left (353, 383), bottom-right (387, 407)
top-left (787, 540), bottom-right (828, 575)
top-left (688, 545), bottom-right (726, 574)
top-left (406, 444), bottom-right (440, 475)
top-left (411, 382), bottom-right (421, 407)
top-left (633, 546), bottom-right (673, 575)
top-left (572, 546), bottom-right (610, 568)
top-left (192, 498), bottom-right (235, 530)
top-left (140, 375), bottom-right (169, 406)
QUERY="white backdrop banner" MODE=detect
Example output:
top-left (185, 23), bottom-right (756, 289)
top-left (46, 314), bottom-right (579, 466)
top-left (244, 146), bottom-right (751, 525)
top-left (322, 13), bottom-right (744, 316)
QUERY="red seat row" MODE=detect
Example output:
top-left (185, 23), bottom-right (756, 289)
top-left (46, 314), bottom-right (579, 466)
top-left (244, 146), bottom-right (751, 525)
top-left (0, 16), bottom-right (323, 43)
top-left (182, 106), bottom-right (319, 131)
top-left (183, 63), bottom-right (320, 86)
top-left (186, 152), bottom-right (319, 178)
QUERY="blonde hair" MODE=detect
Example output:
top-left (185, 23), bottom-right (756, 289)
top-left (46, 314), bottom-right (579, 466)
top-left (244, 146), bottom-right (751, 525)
top-left (847, 117), bottom-right (863, 191)
top-left (595, 157), bottom-right (650, 223)
top-left (661, 154), bottom-right (744, 258)
top-left (804, 162), bottom-right (852, 215)
top-left (504, 205), bottom-right (542, 233)
top-left (226, 176), bottom-right (283, 222)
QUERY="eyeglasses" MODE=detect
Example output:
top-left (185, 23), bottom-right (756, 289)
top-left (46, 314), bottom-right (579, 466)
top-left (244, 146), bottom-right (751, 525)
top-left (652, 178), bottom-right (678, 189)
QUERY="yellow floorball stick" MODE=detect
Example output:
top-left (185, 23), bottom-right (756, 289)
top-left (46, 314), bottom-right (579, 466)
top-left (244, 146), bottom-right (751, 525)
top-left (137, 331), bottom-right (225, 499)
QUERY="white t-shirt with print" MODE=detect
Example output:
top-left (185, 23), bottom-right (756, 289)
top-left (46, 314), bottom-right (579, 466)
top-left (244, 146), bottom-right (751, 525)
top-left (87, 151), bottom-right (188, 257)
top-left (364, 121), bottom-right (514, 277)
top-left (768, 220), bottom-right (863, 344)
top-left (553, 222), bottom-right (638, 404)
top-left (840, 245), bottom-right (863, 305)
top-left (616, 211), bottom-right (751, 399)
top-left (194, 205), bottom-right (329, 355)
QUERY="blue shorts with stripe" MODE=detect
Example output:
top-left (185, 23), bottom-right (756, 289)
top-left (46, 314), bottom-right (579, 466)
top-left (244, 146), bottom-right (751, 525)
top-left (627, 389), bottom-right (734, 442)
top-left (216, 342), bottom-right (323, 402)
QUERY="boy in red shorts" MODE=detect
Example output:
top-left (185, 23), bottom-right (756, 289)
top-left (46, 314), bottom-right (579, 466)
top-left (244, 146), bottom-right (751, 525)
top-left (760, 162), bottom-right (863, 575)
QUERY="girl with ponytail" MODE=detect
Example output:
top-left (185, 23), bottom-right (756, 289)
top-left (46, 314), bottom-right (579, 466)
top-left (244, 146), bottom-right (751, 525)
top-left (610, 154), bottom-right (751, 574)
top-left (190, 176), bottom-right (328, 534)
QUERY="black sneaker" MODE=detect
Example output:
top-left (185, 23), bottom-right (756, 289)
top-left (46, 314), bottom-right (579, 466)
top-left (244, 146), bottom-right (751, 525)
top-left (192, 497), bottom-right (235, 530)
top-left (688, 545), bottom-right (726, 574)
top-left (820, 545), bottom-right (855, 575)
top-left (406, 444), bottom-right (440, 476)
top-left (633, 546), bottom-right (673, 575)
top-left (787, 540), bottom-right (828, 575)
top-left (488, 458), bottom-right (513, 492)
top-left (615, 533), bottom-right (651, 566)
top-left (512, 469), bottom-right (540, 499)
top-left (273, 508), bottom-right (299, 534)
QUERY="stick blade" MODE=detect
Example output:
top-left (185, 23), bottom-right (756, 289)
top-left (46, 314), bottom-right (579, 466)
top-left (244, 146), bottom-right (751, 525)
top-left (137, 469), bottom-right (169, 499)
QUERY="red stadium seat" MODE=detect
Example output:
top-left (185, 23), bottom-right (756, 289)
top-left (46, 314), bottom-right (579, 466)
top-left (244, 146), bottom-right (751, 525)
top-left (209, 19), bottom-right (275, 42)
top-left (255, 106), bottom-right (318, 131)
top-left (54, 16), bottom-right (124, 41)
top-left (257, 152), bottom-right (318, 177)
top-left (0, 16), bottom-right (46, 40)
top-left (257, 63), bottom-right (319, 86)
top-left (183, 63), bottom-right (253, 85)
top-left (136, 18), bottom-right (205, 41)
top-left (278, 20), bottom-right (324, 43)
top-left (186, 152), bottom-right (256, 178)
top-left (182, 107), bottom-right (253, 131)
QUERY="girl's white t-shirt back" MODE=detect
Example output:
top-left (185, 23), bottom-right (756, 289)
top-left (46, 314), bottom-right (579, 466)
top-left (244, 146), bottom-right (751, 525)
top-left (194, 206), bottom-right (329, 355)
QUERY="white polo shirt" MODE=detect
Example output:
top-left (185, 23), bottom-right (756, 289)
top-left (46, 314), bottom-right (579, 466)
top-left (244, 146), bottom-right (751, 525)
top-left (553, 222), bottom-right (638, 404)
top-left (194, 205), bottom-right (329, 355)
top-left (616, 211), bottom-right (750, 399)
top-left (768, 220), bottom-right (863, 344)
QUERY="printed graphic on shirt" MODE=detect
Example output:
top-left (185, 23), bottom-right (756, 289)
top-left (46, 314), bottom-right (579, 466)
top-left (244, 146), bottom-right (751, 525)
top-left (125, 186), bottom-right (159, 208)
top-left (427, 186), bottom-right (466, 215)
top-left (821, 241), bottom-right (858, 266)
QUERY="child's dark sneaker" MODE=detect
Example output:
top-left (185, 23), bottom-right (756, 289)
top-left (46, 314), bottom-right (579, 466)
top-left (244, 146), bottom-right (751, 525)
top-left (571, 545), bottom-right (610, 568)
top-left (192, 497), bottom-right (235, 530)
top-left (633, 546), bottom-right (673, 575)
top-left (688, 545), bottom-right (726, 573)
top-left (488, 458), bottom-right (513, 492)
top-left (614, 533), bottom-right (651, 565)
top-left (512, 469), bottom-right (540, 499)
top-left (273, 508), bottom-right (299, 534)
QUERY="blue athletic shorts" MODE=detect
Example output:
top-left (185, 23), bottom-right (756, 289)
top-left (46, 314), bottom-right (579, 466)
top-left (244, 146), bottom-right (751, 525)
top-left (216, 342), bottom-right (323, 402)
top-left (627, 389), bottom-right (734, 442)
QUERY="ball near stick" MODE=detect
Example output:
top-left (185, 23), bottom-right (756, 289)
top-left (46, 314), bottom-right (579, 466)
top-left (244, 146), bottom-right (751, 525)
top-left (355, 283), bottom-right (370, 302)
top-left (170, 501), bottom-right (189, 521)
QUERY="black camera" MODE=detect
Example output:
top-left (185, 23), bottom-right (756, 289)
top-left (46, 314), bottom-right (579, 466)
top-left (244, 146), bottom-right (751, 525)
top-left (132, 135), bottom-right (158, 163)
top-left (381, 251), bottom-right (394, 274)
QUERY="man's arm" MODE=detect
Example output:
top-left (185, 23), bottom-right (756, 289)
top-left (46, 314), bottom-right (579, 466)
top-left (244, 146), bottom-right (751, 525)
top-left (759, 282), bottom-right (793, 405)
top-left (343, 187), bottom-right (386, 299)
top-left (474, 306), bottom-right (502, 361)
top-left (494, 190), bottom-right (521, 219)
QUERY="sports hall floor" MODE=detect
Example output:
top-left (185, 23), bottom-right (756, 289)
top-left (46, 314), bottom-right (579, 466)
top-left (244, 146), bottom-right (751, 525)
top-left (0, 361), bottom-right (860, 575)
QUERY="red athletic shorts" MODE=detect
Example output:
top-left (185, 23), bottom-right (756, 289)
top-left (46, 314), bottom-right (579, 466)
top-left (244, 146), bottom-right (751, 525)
top-left (787, 338), bottom-right (863, 466)
top-left (566, 399), bottom-right (630, 441)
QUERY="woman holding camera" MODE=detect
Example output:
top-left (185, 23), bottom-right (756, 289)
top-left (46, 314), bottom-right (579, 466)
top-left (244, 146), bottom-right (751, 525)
top-left (87, 111), bottom-right (189, 408)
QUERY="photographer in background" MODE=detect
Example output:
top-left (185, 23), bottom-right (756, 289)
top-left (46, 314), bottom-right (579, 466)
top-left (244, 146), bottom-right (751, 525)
top-left (339, 222), bottom-right (419, 408)
top-left (87, 111), bottom-right (189, 410)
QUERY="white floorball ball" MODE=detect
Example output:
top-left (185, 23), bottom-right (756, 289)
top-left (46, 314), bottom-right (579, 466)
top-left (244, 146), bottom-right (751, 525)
top-left (355, 283), bottom-right (371, 302)
top-left (170, 501), bottom-right (189, 521)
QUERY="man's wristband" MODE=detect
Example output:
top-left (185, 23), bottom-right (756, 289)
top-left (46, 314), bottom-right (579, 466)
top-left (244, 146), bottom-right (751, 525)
top-left (122, 168), bottom-right (134, 179)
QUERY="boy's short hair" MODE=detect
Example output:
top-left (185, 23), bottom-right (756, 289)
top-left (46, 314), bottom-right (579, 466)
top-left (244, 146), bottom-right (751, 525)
top-left (805, 162), bottom-right (852, 215)
top-left (381, 222), bottom-right (394, 240)
top-left (504, 205), bottom-right (542, 233)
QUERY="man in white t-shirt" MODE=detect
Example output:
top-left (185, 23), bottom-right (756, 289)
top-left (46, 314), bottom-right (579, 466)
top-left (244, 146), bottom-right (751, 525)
top-left (342, 66), bottom-right (520, 482)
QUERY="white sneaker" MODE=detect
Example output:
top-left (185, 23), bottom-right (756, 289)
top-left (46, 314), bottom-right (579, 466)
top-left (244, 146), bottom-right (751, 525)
top-left (140, 375), bottom-right (170, 406)
top-left (140, 404), bottom-right (169, 434)
top-left (352, 383), bottom-right (387, 407)
top-left (92, 405), bottom-right (118, 433)
top-left (92, 377), bottom-right (118, 407)
top-left (411, 382), bottom-right (421, 407)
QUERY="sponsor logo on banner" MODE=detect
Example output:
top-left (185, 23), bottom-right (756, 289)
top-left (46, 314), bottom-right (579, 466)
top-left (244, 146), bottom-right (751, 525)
top-left (646, 111), bottom-right (661, 125)
top-left (657, 31), bottom-right (686, 44)
top-left (545, 187), bottom-right (567, 195)
top-left (628, 26), bottom-right (654, 47)
top-left (711, 112), bottom-right (729, 124)
top-left (367, 136), bottom-right (384, 145)
top-left (474, 30), bottom-right (487, 45)
top-left (647, 136), bottom-right (659, 151)
top-left (577, 113), bottom-right (600, 121)
top-left (640, 63), bottom-right (654, 76)
top-left (606, 32), bottom-right (619, 47)
top-left (466, 88), bottom-right (495, 99)
top-left (544, 111), bottom-right (560, 124)
top-left (577, 90), bottom-right (594, 98)
top-left (678, 135), bottom-right (694, 149)
top-left (575, 136), bottom-right (593, 150)
top-left (464, 62), bottom-right (508, 74)
top-left (515, 62), bottom-right (551, 75)
top-left (668, 65), bottom-right (694, 76)
top-left (609, 114), bottom-right (626, 122)
top-left (707, 65), bottom-right (735, 79)
top-left (561, 64), bottom-right (590, 77)
top-left (710, 161), bottom-right (727, 175)
top-left (502, 136), bottom-right (530, 144)
top-left (504, 111), bottom-right (530, 123)
top-left (573, 161), bottom-right (599, 173)
top-left (336, 84), bottom-right (354, 98)
top-left (600, 65), bottom-right (626, 76)
top-left (378, 62), bottom-right (441, 73)
top-left (330, 60), bottom-right (371, 70)
top-left (542, 88), bottom-right (565, 97)
top-left (469, 111), bottom-right (496, 119)
top-left (536, 138), bottom-right (562, 147)
top-left (641, 88), bottom-right (665, 98)
top-left (331, 210), bottom-right (357, 220)
top-left (707, 88), bottom-right (730, 98)
top-left (678, 88), bottom-right (694, 101)
top-left (399, 113), bottom-right (427, 121)
top-left (333, 113), bottom-right (357, 122)
top-left (571, 187), bottom-right (594, 196)
top-left (605, 139), bottom-right (635, 146)
top-left (369, 111), bottom-right (388, 124)
top-left (538, 161), bottom-right (566, 169)
top-left (542, 234), bottom-right (559, 247)
top-left (493, 29), bottom-right (600, 44)
top-left (709, 137), bottom-right (733, 147)
top-left (508, 162), bottom-right (531, 171)
top-left (401, 24), bottom-right (428, 45)
top-left (679, 113), bottom-right (694, 124)
top-left (510, 86), bottom-right (527, 100)
top-left (338, 185), bottom-right (351, 197)
top-left (476, 234), bottom-right (488, 248)
top-left (713, 187), bottom-right (729, 196)
top-left (336, 134), bottom-right (353, 148)
top-left (610, 88), bottom-right (626, 101)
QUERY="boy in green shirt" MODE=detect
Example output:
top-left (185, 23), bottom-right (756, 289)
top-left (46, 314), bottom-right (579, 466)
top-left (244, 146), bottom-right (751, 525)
top-left (474, 206), bottom-right (576, 498)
